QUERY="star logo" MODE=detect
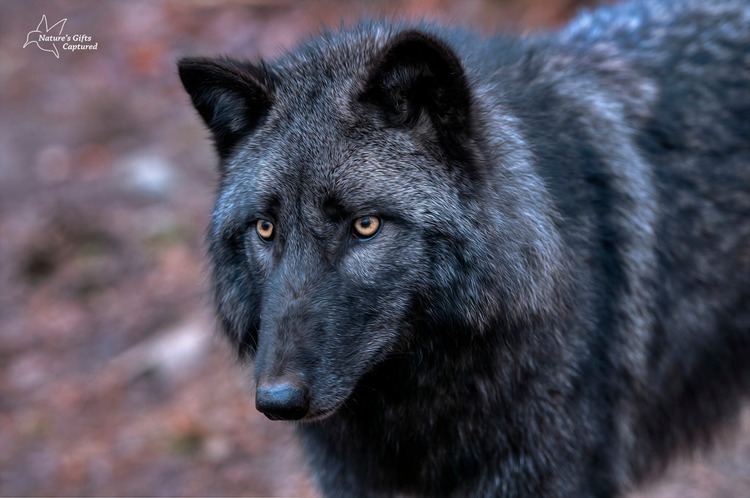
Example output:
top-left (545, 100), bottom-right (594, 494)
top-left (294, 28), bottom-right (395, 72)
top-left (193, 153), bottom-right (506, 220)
top-left (23, 15), bottom-right (67, 59)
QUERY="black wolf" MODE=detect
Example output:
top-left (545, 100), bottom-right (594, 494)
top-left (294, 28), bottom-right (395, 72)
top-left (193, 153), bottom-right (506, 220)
top-left (178, 0), bottom-right (750, 496)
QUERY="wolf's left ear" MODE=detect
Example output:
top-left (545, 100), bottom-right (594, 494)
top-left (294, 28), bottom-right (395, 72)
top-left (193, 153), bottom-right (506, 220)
top-left (359, 30), bottom-right (473, 156)
top-left (178, 57), bottom-right (274, 159)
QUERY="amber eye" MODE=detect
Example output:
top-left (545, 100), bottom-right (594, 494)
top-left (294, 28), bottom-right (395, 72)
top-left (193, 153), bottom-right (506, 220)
top-left (352, 215), bottom-right (381, 239)
top-left (256, 219), bottom-right (274, 241)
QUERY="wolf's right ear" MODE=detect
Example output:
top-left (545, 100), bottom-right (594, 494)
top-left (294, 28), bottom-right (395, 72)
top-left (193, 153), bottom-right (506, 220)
top-left (359, 31), bottom-right (473, 158)
top-left (178, 57), bottom-right (274, 159)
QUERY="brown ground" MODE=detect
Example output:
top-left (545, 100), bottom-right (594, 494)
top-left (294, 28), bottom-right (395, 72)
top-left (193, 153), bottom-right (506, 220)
top-left (0, 0), bottom-right (748, 496)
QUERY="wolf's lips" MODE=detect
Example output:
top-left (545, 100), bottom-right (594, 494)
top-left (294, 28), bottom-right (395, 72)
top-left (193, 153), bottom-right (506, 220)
top-left (299, 398), bottom-right (349, 423)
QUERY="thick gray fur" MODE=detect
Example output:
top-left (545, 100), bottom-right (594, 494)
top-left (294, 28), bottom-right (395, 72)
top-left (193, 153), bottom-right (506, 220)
top-left (178, 0), bottom-right (750, 496)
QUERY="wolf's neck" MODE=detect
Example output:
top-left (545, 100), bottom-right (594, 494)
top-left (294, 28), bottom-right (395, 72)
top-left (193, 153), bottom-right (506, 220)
top-left (298, 318), bottom-right (579, 494)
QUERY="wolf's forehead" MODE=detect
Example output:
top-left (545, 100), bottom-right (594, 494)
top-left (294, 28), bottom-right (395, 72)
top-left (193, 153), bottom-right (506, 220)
top-left (229, 26), bottom-right (452, 208)
top-left (253, 142), bottom-right (387, 197)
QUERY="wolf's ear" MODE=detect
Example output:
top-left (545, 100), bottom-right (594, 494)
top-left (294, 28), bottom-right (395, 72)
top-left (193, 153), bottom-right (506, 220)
top-left (359, 30), bottom-right (473, 156)
top-left (178, 57), bottom-right (273, 159)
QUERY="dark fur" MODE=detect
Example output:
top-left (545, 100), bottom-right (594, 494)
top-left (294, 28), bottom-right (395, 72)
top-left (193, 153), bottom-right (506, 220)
top-left (178, 0), bottom-right (750, 496)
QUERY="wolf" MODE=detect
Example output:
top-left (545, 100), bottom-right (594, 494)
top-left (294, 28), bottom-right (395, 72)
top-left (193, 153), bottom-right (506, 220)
top-left (177, 0), bottom-right (750, 496)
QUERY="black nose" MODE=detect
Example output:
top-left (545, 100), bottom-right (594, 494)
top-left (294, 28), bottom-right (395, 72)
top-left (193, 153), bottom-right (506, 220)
top-left (255, 379), bottom-right (310, 420)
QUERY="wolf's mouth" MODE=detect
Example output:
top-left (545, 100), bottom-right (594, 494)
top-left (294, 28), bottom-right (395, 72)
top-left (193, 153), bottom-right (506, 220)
top-left (298, 399), bottom-right (348, 423)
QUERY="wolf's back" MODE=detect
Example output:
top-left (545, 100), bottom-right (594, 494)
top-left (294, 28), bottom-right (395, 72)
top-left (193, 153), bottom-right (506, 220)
top-left (534, 0), bottom-right (750, 481)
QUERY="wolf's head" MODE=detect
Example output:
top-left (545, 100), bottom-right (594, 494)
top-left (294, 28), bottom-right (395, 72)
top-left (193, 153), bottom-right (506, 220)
top-left (178, 26), bottom-right (564, 421)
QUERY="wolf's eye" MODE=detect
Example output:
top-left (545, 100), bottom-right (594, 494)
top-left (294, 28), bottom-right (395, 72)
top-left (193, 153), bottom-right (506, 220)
top-left (256, 219), bottom-right (274, 241)
top-left (353, 215), bottom-right (381, 239)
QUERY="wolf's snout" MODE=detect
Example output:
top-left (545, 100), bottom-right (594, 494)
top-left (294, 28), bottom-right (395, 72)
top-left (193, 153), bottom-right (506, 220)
top-left (255, 378), bottom-right (310, 420)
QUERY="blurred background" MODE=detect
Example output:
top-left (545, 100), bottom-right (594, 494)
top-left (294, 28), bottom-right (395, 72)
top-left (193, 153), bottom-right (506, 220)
top-left (0, 0), bottom-right (748, 496)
